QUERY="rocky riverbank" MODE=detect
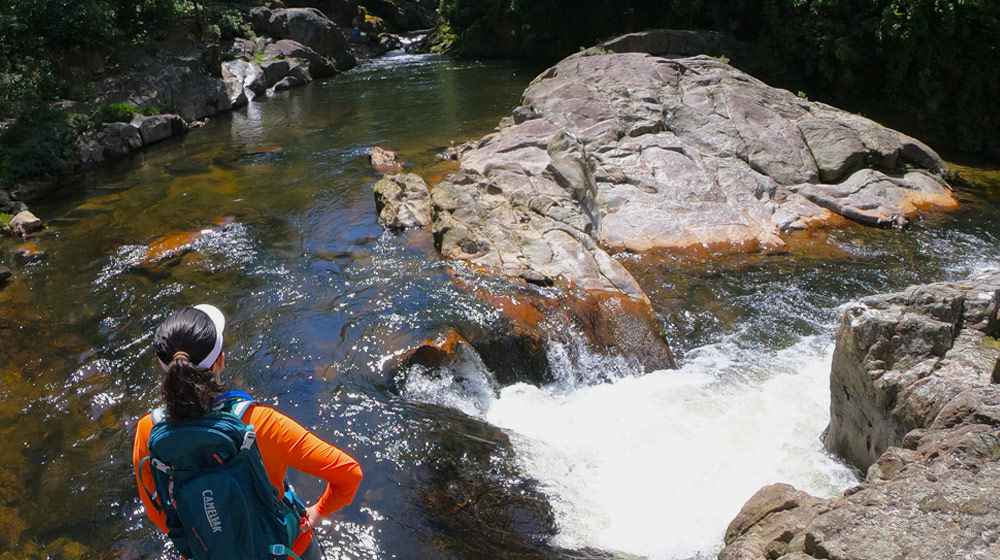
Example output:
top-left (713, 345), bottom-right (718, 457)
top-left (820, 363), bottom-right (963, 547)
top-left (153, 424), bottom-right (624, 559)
top-left (0, 1), bottom-right (436, 226)
top-left (374, 31), bottom-right (960, 373)
top-left (720, 271), bottom-right (1000, 560)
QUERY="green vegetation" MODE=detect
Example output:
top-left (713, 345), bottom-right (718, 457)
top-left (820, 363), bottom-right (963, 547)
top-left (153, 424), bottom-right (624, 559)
top-left (0, 1), bottom-right (259, 189)
top-left (92, 102), bottom-right (138, 124)
top-left (0, 107), bottom-right (76, 186)
top-left (436, 0), bottom-right (1000, 160)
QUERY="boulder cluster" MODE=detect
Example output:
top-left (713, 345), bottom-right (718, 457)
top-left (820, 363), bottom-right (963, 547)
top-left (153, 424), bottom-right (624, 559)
top-left (428, 51), bottom-right (956, 298)
top-left (377, 42), bottom-right (957, 310)
top-left (367, 36), bottom-right (997, 558)
top-left (75, 7), bottom-right (357, 171)
top-left (373, 36), bottom-right (960, 373)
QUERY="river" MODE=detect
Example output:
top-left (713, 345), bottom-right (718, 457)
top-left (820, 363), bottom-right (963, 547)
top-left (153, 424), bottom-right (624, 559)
top-left (1, 52), bottom-right (998, 560)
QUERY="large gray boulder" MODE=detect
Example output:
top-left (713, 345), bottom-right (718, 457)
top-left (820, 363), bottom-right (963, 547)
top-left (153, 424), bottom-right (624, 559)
top-left (722, 420), bottom-right (1000, 560)
top-left (250, 7), bottom-right (356, 70)
top-left (96, 61), bottom-right (231, 123)
top-left (76, 116), bottom-right (186, 168)
top-left (433, 48), bottom-right (956, 303)
top-left (264, 39), bottom-right (337, 78)
top-left (581, 29), bottom-right (739, 59)
top-left (76, 122), bottom-right (143, 167)
top-left (825, 271), bottom-right (1000, 471)
top-left (720, 272), bottom-right (1000, 560)
top-left (131, 114), bottom-right (186, 146)
top-left (222, 58), bottom-right (268, 103)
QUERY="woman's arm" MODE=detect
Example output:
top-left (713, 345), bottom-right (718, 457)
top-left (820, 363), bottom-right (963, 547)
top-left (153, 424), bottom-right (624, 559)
top-left (132, 414), bottom-right (170, 533)
top-left (249, 406), bottom-right (364, 516)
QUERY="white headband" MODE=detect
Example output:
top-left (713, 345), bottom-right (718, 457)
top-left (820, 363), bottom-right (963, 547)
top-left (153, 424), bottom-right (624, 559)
top-left (158, 304), bottom-right (226, 372)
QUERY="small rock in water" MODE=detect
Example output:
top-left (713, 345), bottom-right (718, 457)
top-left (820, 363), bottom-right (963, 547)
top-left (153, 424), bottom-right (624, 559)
top-left (12, 243), bottom-right (45, 260)
top-left (394, 329), bottom-right (470, 373)
top-left (245, 146), bottom-right (284, 155)
top-left (370, 146), bottom-right (405, 173)
top-left (0, 265), bottom-right (11, 284)
top-left (373, 173), bottom-right (431, 229)
top-left (10, 211), bottom-right (44, 237)
top-left (242, 145), bottom-right (285, 164)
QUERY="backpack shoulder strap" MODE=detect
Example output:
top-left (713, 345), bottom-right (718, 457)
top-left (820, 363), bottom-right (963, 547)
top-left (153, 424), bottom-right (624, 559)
top-left (231, 398), bottom-right (256, 419)
top-left (150, 406), bottom-right (167, 425)
top-left (212, 390), bottom-right (257, 420)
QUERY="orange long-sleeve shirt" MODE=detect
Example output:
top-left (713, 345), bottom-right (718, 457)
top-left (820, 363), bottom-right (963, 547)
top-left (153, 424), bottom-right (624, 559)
top-left (132, 404), bottom-right (363, 555)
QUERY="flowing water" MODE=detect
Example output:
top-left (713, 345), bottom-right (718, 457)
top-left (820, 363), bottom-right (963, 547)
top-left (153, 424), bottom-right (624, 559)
top-left (1, 52), bottom-right (998, 560)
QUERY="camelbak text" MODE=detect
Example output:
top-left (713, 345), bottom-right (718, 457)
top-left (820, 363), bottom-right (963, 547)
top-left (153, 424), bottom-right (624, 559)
top-left (202, 490), bottom-right (222, 533)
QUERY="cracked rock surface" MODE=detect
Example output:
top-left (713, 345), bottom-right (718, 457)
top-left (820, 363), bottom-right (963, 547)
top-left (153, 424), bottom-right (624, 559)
top-left (720, 271), bottom-right (1000, 560)
top-left (825, 270), bottom-right (1000, 471)
top-left (432, 48), bottom-right (957, 299)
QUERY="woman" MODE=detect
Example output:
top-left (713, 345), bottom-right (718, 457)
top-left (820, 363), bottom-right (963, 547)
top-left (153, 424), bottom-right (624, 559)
top-left (132, 304), bottom-right (363, 559)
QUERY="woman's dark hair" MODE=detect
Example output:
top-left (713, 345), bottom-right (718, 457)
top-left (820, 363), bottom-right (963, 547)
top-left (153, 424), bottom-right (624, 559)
top-left (153, 307), bottom-right (225, 420)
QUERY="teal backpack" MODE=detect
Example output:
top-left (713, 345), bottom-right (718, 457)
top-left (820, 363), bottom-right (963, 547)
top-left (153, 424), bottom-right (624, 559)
top-left (139, 391), bottom-right (307, 560)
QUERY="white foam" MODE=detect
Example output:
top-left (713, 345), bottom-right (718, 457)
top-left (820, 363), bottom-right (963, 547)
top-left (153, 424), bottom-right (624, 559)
top-left (486, 336), bottom-right (858, 559)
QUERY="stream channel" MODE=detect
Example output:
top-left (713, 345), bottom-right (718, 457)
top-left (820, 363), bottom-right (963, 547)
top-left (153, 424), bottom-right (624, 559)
top-left (1, 52), bottom-right (999, 560)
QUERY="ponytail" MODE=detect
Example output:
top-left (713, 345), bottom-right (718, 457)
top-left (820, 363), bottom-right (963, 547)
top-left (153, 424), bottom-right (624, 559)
top-left (153, 306), bottom-right (227, 421)
top-left (162, 353), bottom-right (225, 420)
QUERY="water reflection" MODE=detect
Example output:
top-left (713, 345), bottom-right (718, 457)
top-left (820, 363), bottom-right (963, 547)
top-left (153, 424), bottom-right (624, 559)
top-left (0, 50), bottom-right (998, 560)
top-left (1, 55), bottom-right (546, 559)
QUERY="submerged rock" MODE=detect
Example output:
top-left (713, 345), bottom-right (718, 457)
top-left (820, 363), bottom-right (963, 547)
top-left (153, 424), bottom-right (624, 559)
top-left (435, 47), bottom-right (957, 306)
top-left (139, 217), bottom-right (235, 268)
top-left (11, 243), bottom-right (45, 260)
top-left (721, 272), bottom-right (1000, 560)
top-left (390, 402), bottom-right (577, 559)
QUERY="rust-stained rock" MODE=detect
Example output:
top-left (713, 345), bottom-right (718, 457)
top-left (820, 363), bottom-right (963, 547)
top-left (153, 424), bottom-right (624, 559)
top-left (386, 281), bottom-right (674, 385)
top-left (397, 329), bottom-right (470, 371)
top-left (140, 216), bottom-right (234, 267)
top-left (433, 44), bottom-right (957, 311)
top-left (11, 243), bottom-right (44, 259)
top-left (370, 146), bottom-right (405, 173)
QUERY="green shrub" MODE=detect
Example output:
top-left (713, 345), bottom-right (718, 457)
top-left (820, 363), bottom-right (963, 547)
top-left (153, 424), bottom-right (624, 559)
top-left (0, 107), bottom-right (76, 187)
top-left (92, 102), bottom-right (138, 124)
